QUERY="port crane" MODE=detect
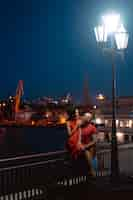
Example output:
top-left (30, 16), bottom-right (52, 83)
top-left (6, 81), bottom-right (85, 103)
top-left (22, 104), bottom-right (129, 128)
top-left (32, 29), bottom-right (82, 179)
top-left (15, 80), bottom-right (24, 116)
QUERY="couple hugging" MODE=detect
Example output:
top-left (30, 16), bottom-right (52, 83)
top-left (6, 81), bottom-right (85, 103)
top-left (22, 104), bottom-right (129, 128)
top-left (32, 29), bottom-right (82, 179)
top-left (66, 109), bottom-right (97, 177)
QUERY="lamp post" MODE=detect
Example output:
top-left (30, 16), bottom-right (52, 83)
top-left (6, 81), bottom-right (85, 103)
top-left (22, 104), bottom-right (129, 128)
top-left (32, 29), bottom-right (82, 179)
top-left (94, 13), bottom-right (129, 179)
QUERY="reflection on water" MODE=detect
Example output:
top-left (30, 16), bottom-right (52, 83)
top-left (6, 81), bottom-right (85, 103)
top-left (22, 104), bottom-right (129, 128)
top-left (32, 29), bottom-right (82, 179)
top-left (0, 126), bottom-right (67, 158)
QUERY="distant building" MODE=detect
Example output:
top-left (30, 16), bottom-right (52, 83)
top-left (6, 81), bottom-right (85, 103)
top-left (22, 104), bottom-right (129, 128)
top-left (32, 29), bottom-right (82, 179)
top-left (95, 96), bottom-right (133, 143)
top-left (98, 96), bottom-right (133, 114)
top-left (15, 111), bottom-right (35, 121)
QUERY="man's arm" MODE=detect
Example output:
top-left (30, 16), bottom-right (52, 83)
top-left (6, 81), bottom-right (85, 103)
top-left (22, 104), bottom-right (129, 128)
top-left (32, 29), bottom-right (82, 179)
top-left (84, 133), bottom-right (97, 149)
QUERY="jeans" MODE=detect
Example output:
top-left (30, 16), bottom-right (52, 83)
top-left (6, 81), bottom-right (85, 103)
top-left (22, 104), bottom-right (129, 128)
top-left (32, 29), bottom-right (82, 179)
top-left (92, 156), bottom-right (98, 171)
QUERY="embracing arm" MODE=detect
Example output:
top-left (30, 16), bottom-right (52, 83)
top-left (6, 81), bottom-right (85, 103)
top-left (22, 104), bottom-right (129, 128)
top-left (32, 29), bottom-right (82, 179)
top-left (84, 134), bottom-right (97, 148)
top-left (84, 124), bottom-right (98, 149)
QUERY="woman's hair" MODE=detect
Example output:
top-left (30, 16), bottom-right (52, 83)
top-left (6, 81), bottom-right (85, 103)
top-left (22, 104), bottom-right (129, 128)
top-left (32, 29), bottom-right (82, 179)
top-left (66, 108), bottom-right (93, 121)
top-left (67, 108), bottom-right (76, 121)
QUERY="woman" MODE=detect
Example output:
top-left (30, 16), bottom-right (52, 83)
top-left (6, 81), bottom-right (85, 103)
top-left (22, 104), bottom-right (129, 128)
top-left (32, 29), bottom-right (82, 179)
top-left (66, 109), bottom-right (84, 159)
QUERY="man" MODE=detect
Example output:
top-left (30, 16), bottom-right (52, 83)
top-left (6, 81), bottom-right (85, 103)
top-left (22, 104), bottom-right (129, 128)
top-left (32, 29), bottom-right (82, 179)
top-left (80, 112), bottom-right (97, 177)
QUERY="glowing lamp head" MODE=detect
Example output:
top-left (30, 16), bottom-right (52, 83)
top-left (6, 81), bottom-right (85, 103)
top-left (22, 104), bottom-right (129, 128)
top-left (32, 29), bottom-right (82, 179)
top-left (94, 25), bottom-right (108, 42)
top-left (102, 13), bottom-right (120, 34)
top-left (115, 24), bottom-right (129, 50)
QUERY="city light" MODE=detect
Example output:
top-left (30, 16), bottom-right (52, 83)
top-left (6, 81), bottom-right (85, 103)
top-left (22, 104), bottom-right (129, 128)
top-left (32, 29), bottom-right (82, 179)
top-left (45, 114), bottom-right (49, 118)
top-left (117, 132), bottom-right (124, 143)
top-left (95, 118), bottom-right (102, 124)
top-left (96, 94), bottom-right (105, 100)
top-left (125, 120), bottom-right (133, 128)
top-left (2, 103), bottom-right (6, 107)
top-left (59, 116), bottom-right (66, 124)
top-left (116, 120), bottom-right (119, 127)
top-left (129, 120), bottom-right (132, 128)
top-left (31, 121), bottom-right (35, 125)
top-left (120, 121), bottom-right (124, 128)
top-left (105, 120), bottom-right (108, 125)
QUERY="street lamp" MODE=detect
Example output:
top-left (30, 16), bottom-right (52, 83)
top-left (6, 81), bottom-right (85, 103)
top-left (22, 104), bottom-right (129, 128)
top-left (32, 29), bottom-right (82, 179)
top-left (94, 26), bottom-right (108, 42)
top-left (94, 13), bottom-right (129, 179)
top-left (102, 14), bottom-right (120, 34)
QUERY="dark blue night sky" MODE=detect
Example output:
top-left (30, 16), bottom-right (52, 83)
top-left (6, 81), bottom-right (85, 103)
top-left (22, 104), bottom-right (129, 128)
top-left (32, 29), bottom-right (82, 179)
top-left (0, 0), bottom-right (133, 100)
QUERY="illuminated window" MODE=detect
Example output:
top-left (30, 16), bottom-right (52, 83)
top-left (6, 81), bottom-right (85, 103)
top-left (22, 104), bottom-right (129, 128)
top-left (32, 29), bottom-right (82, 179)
top-left (129, 120), bottom-right (132, 128)
top-left (96, 118), bottom-right (102, 124)
top-left (125, 120), bottom-right (132, 128)
top-left (125, 120), bottom-right (129, 127)
top-left (117, 132), bottom-right (124, 143)
top-left (120, 121), bottom-right (124, 128)
top-left (116, 120), bottom-right (119, 128)
top-left (105, 120), bottom-right (108, 125)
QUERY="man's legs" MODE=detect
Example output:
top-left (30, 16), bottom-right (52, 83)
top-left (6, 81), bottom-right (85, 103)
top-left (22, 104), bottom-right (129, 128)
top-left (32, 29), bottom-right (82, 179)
top-left (84, 150), bottom-right (96, 177)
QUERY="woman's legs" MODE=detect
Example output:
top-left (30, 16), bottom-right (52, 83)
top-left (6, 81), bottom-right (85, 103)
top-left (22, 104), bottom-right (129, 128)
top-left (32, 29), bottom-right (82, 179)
top-left (84, 150), bottom-right (96, 177)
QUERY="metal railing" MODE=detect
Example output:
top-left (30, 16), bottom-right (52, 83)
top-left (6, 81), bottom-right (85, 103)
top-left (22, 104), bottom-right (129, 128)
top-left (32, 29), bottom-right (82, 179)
top-left (97, 144), bottom-right (133, 177)
top-left (0, 150), bottom-right (90, 199)
top-left (0, 145), bottom-right (133, 199)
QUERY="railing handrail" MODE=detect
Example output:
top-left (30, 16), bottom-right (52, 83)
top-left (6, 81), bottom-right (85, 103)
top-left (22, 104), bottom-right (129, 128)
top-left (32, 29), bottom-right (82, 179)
top-left (97, 144), bottom-right (133, 153)
top-left (0, 150), bottom-right (67, 163)
top-left (0, 143), bottom-right (133, 198)
top-left (0, 157), bottom-right (66, 172)
top-left (0, 143), bottom-right (133, 164)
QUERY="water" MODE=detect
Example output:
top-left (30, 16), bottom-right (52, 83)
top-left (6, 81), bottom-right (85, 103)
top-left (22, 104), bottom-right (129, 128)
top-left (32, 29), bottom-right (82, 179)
top-left (0, 126), bottom-right (68, 158)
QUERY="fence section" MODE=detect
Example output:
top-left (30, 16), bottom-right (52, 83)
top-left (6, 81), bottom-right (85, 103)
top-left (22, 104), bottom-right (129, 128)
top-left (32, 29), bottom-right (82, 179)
top-left (0, 145), bottom-right (133, 199)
